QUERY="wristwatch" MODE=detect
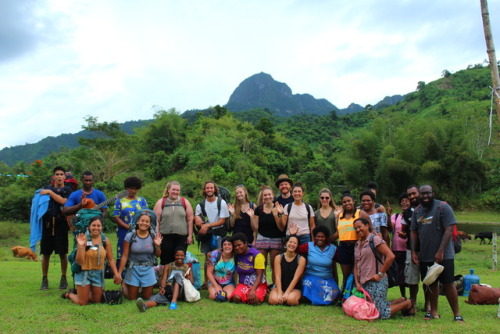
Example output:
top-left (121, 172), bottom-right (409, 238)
top-left (377, 271), bottom-right (384, 277)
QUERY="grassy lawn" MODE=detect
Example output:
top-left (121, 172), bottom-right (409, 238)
top-left (454, 211), bottom-right (499, 223)
top-left (0, 221), bottom-right (499, 333)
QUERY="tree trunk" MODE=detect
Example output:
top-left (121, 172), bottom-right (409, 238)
top-left (480, 0), bottom-right (500, 124)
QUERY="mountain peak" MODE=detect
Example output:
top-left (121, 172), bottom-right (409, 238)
top-left (225, 73), bottom-right (337, 116)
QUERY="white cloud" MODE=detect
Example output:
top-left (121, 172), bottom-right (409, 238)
top-left (0, 0), bottom-right (499, 149)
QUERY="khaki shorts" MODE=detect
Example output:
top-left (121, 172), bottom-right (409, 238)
top-left (404, 250), bottom-right (420, 285)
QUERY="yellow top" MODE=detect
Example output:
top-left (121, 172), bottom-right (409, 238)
top-left (338, 209), bottom-right (360, 241)
top-left (81, 244), bottom-right (106, 270)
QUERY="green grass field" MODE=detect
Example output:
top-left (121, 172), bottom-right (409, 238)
top-left (0, 221), bottom-right (499, 333)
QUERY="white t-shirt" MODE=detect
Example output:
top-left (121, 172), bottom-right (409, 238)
top-left (284, 202), bottom-right (315, 236)
top-left (195, 197), bottom-right (230, 224)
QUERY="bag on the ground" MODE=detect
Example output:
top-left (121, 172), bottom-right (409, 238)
top-left (465, 284), bottom-right (500, 305)
top-left (343, 287), bottom-right (380, 321)
top-left (101, 289), bottom-right (123, 305)
top-left (182, 276), bottom-right (201, 302)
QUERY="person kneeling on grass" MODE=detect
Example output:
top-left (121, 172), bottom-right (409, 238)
top-left (353, 217), bottom-right (413, 319)
top-left (207, 236), bottom-right (236, 301)
top-left (61, 217), bottom-right (120, 305)
top-left (136, 248), bottom-right (193, 311)
top-left (268, 235), bottom-right (306, 306)
top-left (230, 233), bottom-right (267, 305)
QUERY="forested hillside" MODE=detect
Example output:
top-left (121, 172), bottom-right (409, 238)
top-left (0, 65), bottom-right (498, 221)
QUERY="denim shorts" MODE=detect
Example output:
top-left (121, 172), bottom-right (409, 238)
top-left (74, 269), bottom-right (104, 287)
top-left (297, 234), bottom-right (311, 246)
top-left (124, 265), bottom-right (157, 287)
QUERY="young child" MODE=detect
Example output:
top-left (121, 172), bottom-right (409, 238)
top-left (136, 248), bottom-right (193, 311)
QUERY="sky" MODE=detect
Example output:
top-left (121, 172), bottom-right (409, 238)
top-left (1, 0), bottom-right (499, 150)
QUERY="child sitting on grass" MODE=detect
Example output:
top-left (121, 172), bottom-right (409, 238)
top-left (136, 248), bottom-right (193, 311)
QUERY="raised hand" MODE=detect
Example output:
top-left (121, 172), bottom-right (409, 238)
top-left (154, 233), bottom-right (163, 247)
top-left (227, 203), bottom-right (235, 215)
top-left (76, 233), bottom-right (87, 246)
top-left (288, 223), bottom-right (298, 235)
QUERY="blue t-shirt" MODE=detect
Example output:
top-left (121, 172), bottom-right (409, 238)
top-left (65, 189), bottom-right (107, 209)
top-left (304, 241), bottom-right (336, 279)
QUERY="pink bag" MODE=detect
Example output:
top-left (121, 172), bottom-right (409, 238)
top-left (342, 287), bottom-right (380, 321)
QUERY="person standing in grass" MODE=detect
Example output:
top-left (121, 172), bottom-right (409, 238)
top-left (153, 180), bottom-right (194, 266)
top-left (410, 185), bottom-right (464, 322)
top-left (268, 235), bottom-right (306, 306)
top-left (230, 233), bottom-right (267, 305)
top-left (251, 186), bottom-right (285, 285)
top-left (39, 166), bottom-right (73, 291)
top-left (336, 190), bottom-right (371, 291)
top-left (136, 248), bottom-right (193, 311)
top-left (390, 192), bottom-right (411, 299)
top-left (113, 176), bottom-right (148, 270)
top-left (314, 188), bottom-right (339, 285)
top-left (61, 217), bottom-right (120, 305)
top-left (228, 185), bottom-right (255, 244)
top-left (274, 174), bottom-right (294, 207)
top-left (281, 183), bottom-right (315, 246)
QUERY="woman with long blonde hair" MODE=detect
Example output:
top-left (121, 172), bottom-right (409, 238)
top-left (228, 185), bottom-right (255, 244)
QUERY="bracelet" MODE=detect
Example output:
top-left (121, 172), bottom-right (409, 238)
top-left (278, 213), bottom-right (284, 217)
top-left (155, 245), bottom-right (161, 249)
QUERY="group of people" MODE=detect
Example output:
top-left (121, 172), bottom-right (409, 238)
top-left (35, 167), bottom-right (463, 322)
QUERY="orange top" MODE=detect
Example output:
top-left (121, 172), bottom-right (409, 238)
top-left (81, 244), bottom-right (106, 270)
top-left (338, 209), bottom-right (361, 241)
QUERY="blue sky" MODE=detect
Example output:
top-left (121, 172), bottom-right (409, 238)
top-left (0, 0), bottom-right (499, 149)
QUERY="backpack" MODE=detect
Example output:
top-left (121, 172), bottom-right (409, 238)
top-left (197, 196), bottom-right (230, 238)
top-left (436, 201), bottom-right (461, 254)
top-left (73, 209), bottom-right (103, 235)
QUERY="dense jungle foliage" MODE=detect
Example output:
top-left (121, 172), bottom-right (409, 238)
top-left (0, 65), bottom-right (498, 221)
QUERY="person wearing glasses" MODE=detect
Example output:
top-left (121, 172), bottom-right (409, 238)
top-left (314, 188), bottom-right (339, 284)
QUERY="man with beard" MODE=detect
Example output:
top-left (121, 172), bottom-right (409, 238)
top-left (63, 171), bottom-right (107, 217)
top-left (400, 185), bottom-right (421, 316)
top-left (194, 181), bottom-right (230, 286)
top-left (274, 174), bottom-right (294, 207)
top-left (410, 185), bottom-right (463, 322)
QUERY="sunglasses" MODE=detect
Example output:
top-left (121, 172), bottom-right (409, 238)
top-left (320, 196), bottom-right (330, 200)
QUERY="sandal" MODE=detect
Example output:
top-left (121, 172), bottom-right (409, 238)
top-left (453, 315), bottom-right (465, 323)
top-left (402, 299), bottom-right (416, 317)
top-left (424, 312), bottom-right (441, 320)
top-left (60, 288), bottom-right (76, 299)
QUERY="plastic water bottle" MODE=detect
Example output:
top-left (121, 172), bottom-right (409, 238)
top-left (463, 268), bottom-right (480, 297)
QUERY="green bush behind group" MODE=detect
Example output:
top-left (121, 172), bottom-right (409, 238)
top-left (0, 65), bottom-right (499, 225)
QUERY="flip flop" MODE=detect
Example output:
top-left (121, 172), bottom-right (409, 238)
top-left (424, 313), bottom-right (441, 320)
top-left (402, 299), bottom-right (416, 317)
top-left (453, 315), bottom-right (465, 323)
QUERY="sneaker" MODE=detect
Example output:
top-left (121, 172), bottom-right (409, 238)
top-left (215, 291), bottom-right (228, 302)
top-left (169, 302), bottom-right (177, 310)
top-left (422, 262), bottom-right (444, 285)
top-left (40, 277), bottom-right (49, 290)
top-left (59, 276), bottom-right (68, 290)
top-left (136, 298), bottom-right (147, 312)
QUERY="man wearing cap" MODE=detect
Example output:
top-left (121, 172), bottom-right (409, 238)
top-left (274, 174), bottom-right (294, 207)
